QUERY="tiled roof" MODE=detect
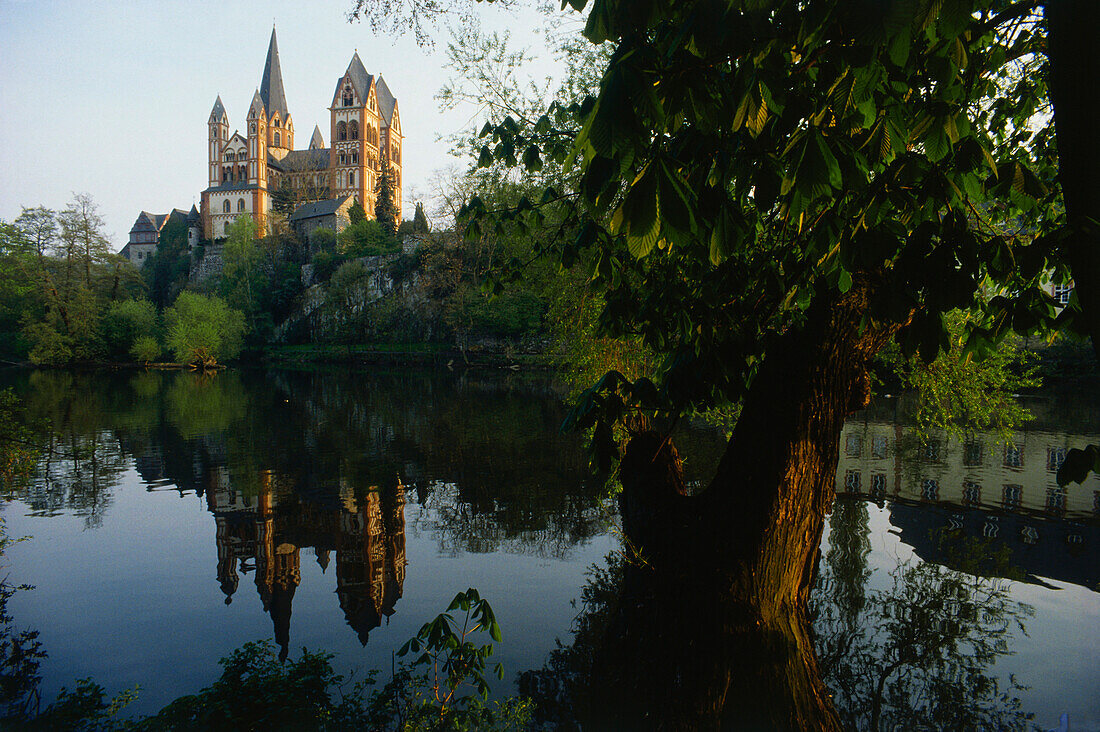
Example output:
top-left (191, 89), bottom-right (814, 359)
top-left (269, 149), bottom-right (329, 172)
top-left (289, 195), bottom-right (353, 222)
top-left (260, 27), bottom-right (289, 119)
top-left (336, 52), bottom-right (373, 106)
top-left (310, 125), bottom-right (324, 150)
top-left (209, 95), bottom-right (226, 121)
top-left (375, 76), bottom-right (396, 125)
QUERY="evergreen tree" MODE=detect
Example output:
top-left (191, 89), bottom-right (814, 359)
top-left (348, 200), bottom-right (367, 225)
top-left (374, 158), bottom-right (397, 239)
top-left (412, 201), bottom-right (429, 236)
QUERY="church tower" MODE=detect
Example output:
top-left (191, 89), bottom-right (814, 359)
top-left (247, 90), bottom-right (269, 229)
top-left (261, 28), bottom-right (293, 160)
top-left (207, 96), bottom-right (229, 189)
top-left (330, 52), bottom-right (380, 210)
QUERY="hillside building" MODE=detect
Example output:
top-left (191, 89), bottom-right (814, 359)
top-left (201, 28), bottom-right (403, 239)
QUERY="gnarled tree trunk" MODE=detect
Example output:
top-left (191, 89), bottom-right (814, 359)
top-left (581, 278), bottom-right (901, 730)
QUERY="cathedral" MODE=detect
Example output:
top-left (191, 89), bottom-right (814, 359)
top-left (201, 28), bottom-right (403, 239)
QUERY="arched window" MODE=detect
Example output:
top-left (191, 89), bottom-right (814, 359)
top-left (274, 131), bottom-right (281, 146)
top-left (239, 164), bottom-right (247, 180)
top-left (343, 86), bottom-right (354, 107)
top-left (337, 121), bottom-right (347, 141)
top-left (224, 222), bottom-right (230, 236)
top-left (348, 120), bottom-right (359, 140)
top-left (349, 171), bottom-right (355, 186)
top-left (273, 116), bottom-right (280, 127)
top-left (237, 198), bottom-right (245, 212)
top-left (223, 200), bottom-right (230, 213)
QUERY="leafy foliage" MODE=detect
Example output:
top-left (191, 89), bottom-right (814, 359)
top-left (163, 292), bottom-right (245, 365)
top-left (462, 0), bottom-right (1076, 461)
top-left (879, 313), bottom-right (1039, 442)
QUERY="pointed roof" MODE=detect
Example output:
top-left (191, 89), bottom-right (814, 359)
top-left (309, 125), bottom-right (324, 150)
top-left (209, 95), bottom-right (227, 122)
top-left (259, 27), bottom-right (289, 120)
top-left (336, 52), bottom-right (373, 104)
top-left (248, 89), bottom-right (265, 119)
top-left (375, 76), bottom-right (397, 125)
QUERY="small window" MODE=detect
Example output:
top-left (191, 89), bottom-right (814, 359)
top-left (845, 433), bottom-right (862, 458)
top-left (1047, 447), bottom-right (1067, 473)
top-left (870, 473), bottom-right (886, 498)
top-left (237, 198), bottom-right (245, 212)
top-left (224, 221), bottom-right (230, 236)
top-left (963, 442), bottom-right (983, 467)
top-left (1004, 444), bottom-right (1023, 469)
top-left (337, 121), bottom-right (347, 141)
top-left (843, 470), bottom-right (861, 493)
top-left (349, 120), bottom-right (359, 140)
top-left (1046, 487), bottom-right (1066, 516)
top-left (1002, 484), bottom-right (1022, 510)
top-left (923, 441), bottom-right (942, 462)
top-left (274, 131), bottom-right (281, 146)
top-left (349, 171), bottom-right (355, 186)
top-left (963, 481), bottom-right (981, 506)
top-left (1052, 282), bottom-right (1074, 306)
top-left (921, 478), bottom-right (939, 502)
top-left (872, 436), bottom-right (888, 459)
top-left (223, 200), bottom-right (230, 213)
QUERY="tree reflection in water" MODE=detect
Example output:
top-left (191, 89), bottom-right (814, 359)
top-left (520, 496), bottom-right (1036, 730)
top-left (812, 497), bottom-right (1035, 730)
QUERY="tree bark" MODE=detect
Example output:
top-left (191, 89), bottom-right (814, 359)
top-left (1045, 0), bottom-right (1100, 359)
top-left (581, 277), bottom-right (901, 730)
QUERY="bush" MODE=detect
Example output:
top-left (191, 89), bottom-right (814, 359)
top-left (129, 336), bottom-right (161, 363)
top-left (163, 292), bottom-right (245, 365)
top-left (339, 220), bottom-right (399, 258)
top-left (101, 299), bottom-right (157, 358)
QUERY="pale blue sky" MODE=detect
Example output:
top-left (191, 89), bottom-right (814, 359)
top-left (0, 0), bottom-right (557, 247)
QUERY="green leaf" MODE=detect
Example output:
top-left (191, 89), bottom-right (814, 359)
top-left (838, 268), bottom-right (852, 293)
top-left (522, 144), bottom-right (543, 172)
top-left (478, 145), bottom-right (494, 168)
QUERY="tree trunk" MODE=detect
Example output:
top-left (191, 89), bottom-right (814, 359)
top-left (581, 278), bottom-right (900, 730)
top-left (1045, 0), bottom-right (1100, 359)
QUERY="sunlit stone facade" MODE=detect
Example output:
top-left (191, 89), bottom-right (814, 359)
top-left (201, 28), bottom-right (403, 239)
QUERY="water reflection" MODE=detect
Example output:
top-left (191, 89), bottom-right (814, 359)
top-left (836, 394), bottom-right (1100, 591)
top-left (813, 500), bottom-right (1036, 730)
top-left (0, 371), bottom-right (1096, 726)
top-left (209, 468), bottom-right (407, 658)
top-left (0, 368), bottom-right (602, 660)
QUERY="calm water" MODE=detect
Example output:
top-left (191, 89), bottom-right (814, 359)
top-left (1, 368), bottom-right (1097, 728)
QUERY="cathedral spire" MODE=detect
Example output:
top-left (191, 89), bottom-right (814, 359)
top-left (259, 27), bottom-right (289, 120)
top-left (309, 125), bottom-right (324, 150)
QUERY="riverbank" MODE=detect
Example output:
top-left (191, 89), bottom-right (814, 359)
top-left (261, 342), bottom-right (559, 370)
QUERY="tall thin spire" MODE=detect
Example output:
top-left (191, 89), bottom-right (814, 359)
top-left (259, 27), bottom-right (289, 119)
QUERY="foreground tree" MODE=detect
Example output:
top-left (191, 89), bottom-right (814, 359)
top-left (456, 0), bottom-right (1085, 727)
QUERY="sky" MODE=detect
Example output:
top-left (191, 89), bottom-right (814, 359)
top-left (0, 0), bottom-right (562, 249)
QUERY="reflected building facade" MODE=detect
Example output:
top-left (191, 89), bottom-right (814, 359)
top-left (835, 407), bottom-right (1100, 589)
top-left (207, 467), bottom-right (407, 658)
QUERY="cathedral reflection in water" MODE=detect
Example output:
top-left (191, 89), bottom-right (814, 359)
top-left (206, 467), bottom-right (407, 660)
